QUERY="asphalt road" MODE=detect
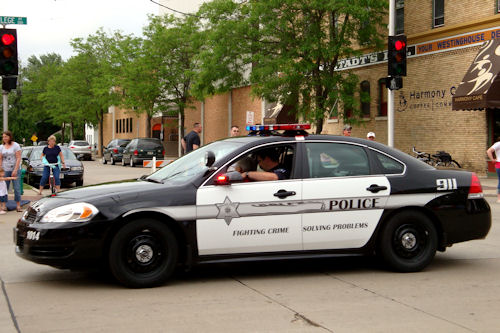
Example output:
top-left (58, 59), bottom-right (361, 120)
top-left (0, 161), bottom-right (499, 332)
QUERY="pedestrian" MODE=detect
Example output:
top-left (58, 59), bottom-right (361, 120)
top-left (487, 137), bottom-right (500, 203)
top-left (230, 125), bottom-right (240, 137)
top-left (39, 135), bottom-right (66, 195)
top-left (343, 124), bottom-right (352, 136)
top-left (181, 123), bottom-right (202, 154)
top-left (366, 132), bottom-right (376, 141)
top-left (0, 131), bottom-right (22, 212)
top-left (0, 167), bottom-right (16, 214)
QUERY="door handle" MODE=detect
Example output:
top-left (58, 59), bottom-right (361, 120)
top-left (273, 189), bottom-right (296, 199)
top-left (366, 184), bottom-right (387, 193)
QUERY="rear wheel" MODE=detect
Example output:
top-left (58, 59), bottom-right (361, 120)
top-left (378, 210), bottom-right (437, 272)
top-left (108, 219), bottom-right (178, 288)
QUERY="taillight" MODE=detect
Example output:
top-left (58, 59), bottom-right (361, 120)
top-left (113, 148), bottom-right (118, 154)
top-left (70, 146), bottom-right (75, 149)
top-left (468, 173), bottom-right (483, 199)
top-left (162, 150), bottom-right (165, 156)
top-left (133, 149), bottom-right (138, 156)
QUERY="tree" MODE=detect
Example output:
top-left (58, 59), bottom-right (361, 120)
top-left (196, 0), bottom-right (388, 133)
top-left (118, 14), bottom-right (202, 140)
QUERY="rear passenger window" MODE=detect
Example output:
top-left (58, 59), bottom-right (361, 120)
top-left (306, 143), bottom-right (370, 178)
top-left (374, 152), bottom-right (404, 174)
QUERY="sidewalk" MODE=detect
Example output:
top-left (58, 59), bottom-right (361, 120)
top-left (479, 176), bottom-right (498, 197)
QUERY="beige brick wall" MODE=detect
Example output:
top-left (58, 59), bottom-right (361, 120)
top-left (232, 86), bottom-right (262, 132)
top-left (405, 0), bottom-right (496, 36)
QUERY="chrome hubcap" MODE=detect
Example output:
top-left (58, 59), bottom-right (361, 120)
top-left (135, 245), bottom-right (154, 263)
top-left (401, 232), bottom-right (417, 249)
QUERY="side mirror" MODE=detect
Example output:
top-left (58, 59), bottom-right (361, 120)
top-left (205, 151), bottom-right (216, 167)
top-left (215, 171), bottom-right (243, 185)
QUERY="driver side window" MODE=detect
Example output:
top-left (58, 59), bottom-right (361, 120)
top-left (228, 144), bottom-right (296, 182)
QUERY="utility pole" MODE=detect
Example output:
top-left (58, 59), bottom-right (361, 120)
top-left (387, 0), bottom-right (395, 147)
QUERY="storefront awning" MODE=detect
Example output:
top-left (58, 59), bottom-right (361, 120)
top-left (452, 39), bottom-right (500, 110)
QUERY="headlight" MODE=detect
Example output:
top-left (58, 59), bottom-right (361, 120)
top-left (71, 166), bottom-right (83, 171)
top-left (40, 203), bottom-right (99, 223)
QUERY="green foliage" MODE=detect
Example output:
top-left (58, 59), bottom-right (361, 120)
top-left (197, 0), bottom-right (388, 133)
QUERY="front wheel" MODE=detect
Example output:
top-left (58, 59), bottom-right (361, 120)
top-left (108, 219), bottom-right (178, 288)
top-left (378, 210), bottom-right (437, 272)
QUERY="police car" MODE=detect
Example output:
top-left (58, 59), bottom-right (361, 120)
top-left (14, 124), bottom-right (491, 288)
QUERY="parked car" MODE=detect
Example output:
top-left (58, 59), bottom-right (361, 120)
top-left (102, 139), bottom-right (131, 165)
top-left (14, 124), bottom-right (491, 288)
top-left (121, 138), bottom-right (165, 167)
top-left (68, 140), bottom-right (92, 160)
top-left (37, 141), bottom-right (48, 146)
top-left (22, 146), bottom-right (84, 187)
top-left (21, 146), bottom-right (33, 160)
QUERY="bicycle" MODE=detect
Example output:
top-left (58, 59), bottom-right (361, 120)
top-left (412, 147), bottom-right (461, 168)
top-left (412, 147), bottom-right (435, 166)
top-left (45, 162), bottom-right (69, 194)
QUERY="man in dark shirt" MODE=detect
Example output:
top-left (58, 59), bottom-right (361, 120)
top-left (181, 123), bottom-right (202, 154)
top-left (240, 148), bottom-right (289, 181)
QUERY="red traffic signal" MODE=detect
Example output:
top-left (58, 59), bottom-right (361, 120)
top-left (388, 35), bottom-right (407, 77)
top-left (0, 28), bottom-right (18, 76)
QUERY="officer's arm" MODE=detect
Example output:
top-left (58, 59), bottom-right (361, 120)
top-left (245, 171), bottom-right (278, 181)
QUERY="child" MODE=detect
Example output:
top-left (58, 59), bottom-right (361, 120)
top-left (0, 167), bottom-right (17, 214)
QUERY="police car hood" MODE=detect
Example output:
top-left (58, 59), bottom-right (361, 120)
top-left (34, 178), bottom-right (196, 216)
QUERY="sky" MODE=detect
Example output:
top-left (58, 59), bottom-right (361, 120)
top-left (0, 0), bottom-right (162, 64)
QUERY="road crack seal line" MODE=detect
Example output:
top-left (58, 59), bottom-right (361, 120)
top-left (231, 276), bottom-right (333, 332)
top-left (0, 276), bottom-right (21, 333)
top-left (324, 273), bottom-right (474, 332)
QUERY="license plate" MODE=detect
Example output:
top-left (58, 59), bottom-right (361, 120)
top-left (147, 151), bottom-right (154, 155)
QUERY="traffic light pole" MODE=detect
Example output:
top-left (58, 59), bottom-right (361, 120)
top-left (2, 89), bottom-right (7, 131)
top-left (387, 0), bottom-right (395, 148)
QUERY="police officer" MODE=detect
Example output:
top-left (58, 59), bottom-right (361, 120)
top-left (241, 148), bottom-right (289, 181)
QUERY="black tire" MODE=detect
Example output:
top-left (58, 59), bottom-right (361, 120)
top-left (108, 219), bottom-right (178, 288)
top-left (378, 210), bottom-right (437, 272)
top-left (76, 180), bottom-right (83, 187)
top-left (110, 156), bottom-right (115, 165)
top-left (102, 156), bottom-right (107, 164)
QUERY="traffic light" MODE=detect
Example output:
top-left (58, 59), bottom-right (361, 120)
top-left (0, 29), bottom-right (18, 76)
top-left (388, 35), bottom-right (407, 77)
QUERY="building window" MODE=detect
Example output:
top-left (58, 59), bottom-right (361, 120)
top-left (126, 118), bottom-right (129, 133)
top-left (129, 118), bottom-right (133, 132)
top-left (433, 0), bottom-right (444, 27)
top-left (396, 0), bottom-right (404, 34)
top-left (116, 119), bottom-right (119, 134)
top-left (360, 81), bottom-right (371, 118)
top-left (378, 78), bottom-right (387, 117)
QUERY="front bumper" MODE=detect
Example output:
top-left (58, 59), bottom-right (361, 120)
top-left (14, 217), bottom-right (108, 269)
top-left (30, 171), bottom-right (83, 185)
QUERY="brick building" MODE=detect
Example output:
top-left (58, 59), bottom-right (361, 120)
top-left (322, 0), bottom-right (500, 175)
top-left (100, 1), bottom-right (500, 174)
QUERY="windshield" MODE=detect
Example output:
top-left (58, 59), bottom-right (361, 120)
top-left (30, 147), bottom-right (78, 161)
top-left (147, 140), bottom-right (244, 184)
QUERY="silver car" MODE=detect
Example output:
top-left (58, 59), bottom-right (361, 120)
top-left (68, 140), bottom-right (92, 160)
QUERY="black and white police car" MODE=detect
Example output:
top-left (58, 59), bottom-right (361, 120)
top-left (14, 124), bottom-right (491, 288)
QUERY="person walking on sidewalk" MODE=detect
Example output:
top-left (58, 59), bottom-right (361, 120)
top-left (181, 123), bottom-right (202, 154)
top-left (487, 137), bottom-right (500, 203)
top-left (0, 131), bottom-right (23, 212)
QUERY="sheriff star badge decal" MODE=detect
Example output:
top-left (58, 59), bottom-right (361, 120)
top-left (216, 196), bottom-right (240, 225)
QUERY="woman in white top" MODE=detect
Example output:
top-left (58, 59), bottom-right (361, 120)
top-left (0, 131), bottom-right (22, 211)
top-left (487, 137), bottom-right (500, 203)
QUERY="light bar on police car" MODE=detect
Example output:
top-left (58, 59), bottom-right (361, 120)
top-left (246, 124), bottom-right (311, 131)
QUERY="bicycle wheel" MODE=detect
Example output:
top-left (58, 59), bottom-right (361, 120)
top-left (49, 175), bottom-right (56, 194)
top-left (449, 160), bottom-right (461, 168)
